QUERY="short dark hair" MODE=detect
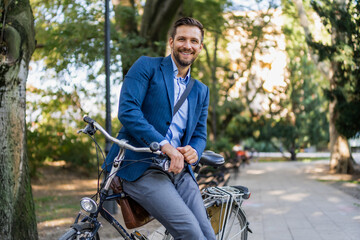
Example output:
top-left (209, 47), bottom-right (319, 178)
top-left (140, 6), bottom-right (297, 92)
top-left (170, 17), bottom-right (204, 42)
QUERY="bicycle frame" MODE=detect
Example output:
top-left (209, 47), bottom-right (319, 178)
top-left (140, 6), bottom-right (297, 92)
top-left (71, 118), bottom-right (154, 240)
top-left (61, 116), bottom-right (251, 240)
top-left (72, 146), bottom-right (137, 240)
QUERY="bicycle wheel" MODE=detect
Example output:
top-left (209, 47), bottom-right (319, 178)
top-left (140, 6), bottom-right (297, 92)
top-left (159, 206), bottom-right (247, 240)
top-left (207, 204), bottom-right (248, 240)
top-left (221, 205), bottom-right (247, 240)
top-left (58, 222), bottom-right (100, 240)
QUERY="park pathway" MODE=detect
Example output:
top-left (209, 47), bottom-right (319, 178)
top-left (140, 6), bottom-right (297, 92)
top-left (228, 161), bottom-right (360, 240)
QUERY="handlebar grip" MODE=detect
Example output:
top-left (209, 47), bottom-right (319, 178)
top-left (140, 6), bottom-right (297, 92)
top-left (83, 115), bottom-right (95, 124)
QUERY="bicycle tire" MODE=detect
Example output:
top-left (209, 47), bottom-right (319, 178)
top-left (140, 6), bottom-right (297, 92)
top-left (58, 222), bottom-right (100, 240)
top-left (160, 205), bottom-right (247, 240)
top-left (218, 205), bottom-right (247, 240)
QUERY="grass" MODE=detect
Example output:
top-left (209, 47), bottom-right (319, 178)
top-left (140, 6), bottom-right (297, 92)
top-left (34, 195), bottom-right (81, 222)
top-left (299, 157), bottom-right (329, 162)
top-left (317, 179), bottom-right (360, 185)
top-left (257, 157), bottom-right (288, 162)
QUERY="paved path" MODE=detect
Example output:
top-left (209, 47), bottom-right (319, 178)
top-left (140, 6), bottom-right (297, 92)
top-left (228, 161), bottom-right (360, 240)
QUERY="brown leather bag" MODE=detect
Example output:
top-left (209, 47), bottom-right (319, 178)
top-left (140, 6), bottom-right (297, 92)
top-left (110, 176), bottom-right (153, 229)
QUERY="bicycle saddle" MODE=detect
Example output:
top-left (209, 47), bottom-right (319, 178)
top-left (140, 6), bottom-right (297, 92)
top-left (200, 150), bottom-right (225, 167)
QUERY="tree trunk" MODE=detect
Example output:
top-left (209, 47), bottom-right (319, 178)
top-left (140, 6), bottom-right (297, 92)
top-left (112, 0), bottom-right (183, 76)
top-left (329, 97), bottom-right (354, 173)
top-left (293, 0), bottom-right (354, 173)
top-left (140, 0), bottom-right (183, 54)
top-left (113, 0), bottom-right (183, 55)
top-left (328, 59), bottom-right (354, 173)
top-left (0, 0), bottom-right (37, 239)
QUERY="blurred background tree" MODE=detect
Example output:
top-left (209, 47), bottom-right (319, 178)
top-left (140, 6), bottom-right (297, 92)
top-left (259, 0), bottom-right (330, 160)
top-left (310, 0), bottom-right (360, 173)
top-left (293, 0), bottom-right (359, 173)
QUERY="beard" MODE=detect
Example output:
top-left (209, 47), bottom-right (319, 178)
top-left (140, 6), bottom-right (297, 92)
top-left (172, 48), bottom-right (196, 67)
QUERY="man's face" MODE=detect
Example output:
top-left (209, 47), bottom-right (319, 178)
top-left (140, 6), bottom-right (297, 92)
top-left (169, 25), bottom-right (203, 67)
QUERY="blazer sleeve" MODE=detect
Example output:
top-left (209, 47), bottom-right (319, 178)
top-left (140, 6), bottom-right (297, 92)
top-left (118, 56), bottom-right (165, 146)
top-left (189, 86), bottom-right (209, 163)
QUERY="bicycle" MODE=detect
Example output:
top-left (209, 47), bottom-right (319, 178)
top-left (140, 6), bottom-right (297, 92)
top-left (58, 116), bottom-right (252, 240)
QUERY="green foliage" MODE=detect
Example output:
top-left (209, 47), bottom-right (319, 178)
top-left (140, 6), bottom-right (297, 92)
top-left (26, 87), bottom-right (92, 176)
top-left (254, 0), bottom-right (330, 156)
top-left (309, 0), bottom-right (360, 138)
top-left (206, 136), bottom-right (234, 159)
top-left (115, 32), bottom-right (164, 75)
top-left (31, 0), bottom-right (106, 72)
top-left (31, 0), bottom-right (168, 79)
top-left (184, 0), bottom-right (231, 34)
top-left (335, 100), bottom-right (360, 138)
top-left (26, 86), bottom-right (121, 176)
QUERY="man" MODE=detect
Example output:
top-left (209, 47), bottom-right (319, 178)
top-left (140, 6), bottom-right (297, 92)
top-left (105, 17), bottom-right (215, 240)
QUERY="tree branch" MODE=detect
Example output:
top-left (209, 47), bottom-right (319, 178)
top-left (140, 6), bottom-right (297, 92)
top-left (293, 0), bottom-right (330, 79)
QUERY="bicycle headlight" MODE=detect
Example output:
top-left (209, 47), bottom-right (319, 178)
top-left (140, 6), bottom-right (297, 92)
top-left (80, 197), bottom-right (98, 213)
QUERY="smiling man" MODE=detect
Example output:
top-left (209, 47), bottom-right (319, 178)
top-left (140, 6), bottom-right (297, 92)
top-left (104, 17), bottom-right (215, 239)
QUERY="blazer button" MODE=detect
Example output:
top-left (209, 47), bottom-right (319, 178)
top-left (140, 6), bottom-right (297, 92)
top-left (166, 121), bottom-right (171, 126)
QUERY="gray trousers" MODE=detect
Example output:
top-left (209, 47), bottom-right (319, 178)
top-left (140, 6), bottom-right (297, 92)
top-left (122, 168), bottom-right (216, 240)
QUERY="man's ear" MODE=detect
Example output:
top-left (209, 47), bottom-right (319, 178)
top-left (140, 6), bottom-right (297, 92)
top-left (169, 37), bottom-right (174, 47)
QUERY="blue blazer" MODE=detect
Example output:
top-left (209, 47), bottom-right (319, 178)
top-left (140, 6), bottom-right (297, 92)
top-left (104, 55), bottom-right (209, 182)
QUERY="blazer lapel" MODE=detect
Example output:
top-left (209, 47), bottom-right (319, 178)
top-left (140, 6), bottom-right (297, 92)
top-left (160, 55), bottom-right (174, 115)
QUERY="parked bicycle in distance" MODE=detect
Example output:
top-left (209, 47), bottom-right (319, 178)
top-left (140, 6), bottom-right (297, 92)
top-left (58, 116), bottom-right (252, 240)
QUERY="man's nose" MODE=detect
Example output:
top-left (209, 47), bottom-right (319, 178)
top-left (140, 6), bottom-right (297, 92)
top-left (183, 40), bottom-right (192, 49)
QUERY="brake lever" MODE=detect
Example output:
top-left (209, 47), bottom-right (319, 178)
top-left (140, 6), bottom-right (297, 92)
top-left (77, 124), bottom-right (96, 135)
top-left (153, 157), bottom-right (170, 171)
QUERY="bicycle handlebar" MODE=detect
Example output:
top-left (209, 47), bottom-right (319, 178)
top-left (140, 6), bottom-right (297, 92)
top-left (82, 115), bottom-right (162, 156)
top-left (81, 116), bottom-right (225, 173)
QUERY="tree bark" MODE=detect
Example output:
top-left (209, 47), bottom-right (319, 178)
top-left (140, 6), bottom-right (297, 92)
top-left (293, 0), bottom-right (354, 173)
top-left (0, 0), bottom-right (37, 239)
top-left (328, 92), bottom-right (354, 173)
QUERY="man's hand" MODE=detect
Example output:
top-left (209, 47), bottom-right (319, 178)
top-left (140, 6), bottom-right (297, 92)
top-left (161, 143), bottom-right (184, 174)
top-left (177, 145), bottom-right (198, 165)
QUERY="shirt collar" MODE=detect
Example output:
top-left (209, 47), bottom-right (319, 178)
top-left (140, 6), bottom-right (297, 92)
top-left (170, 56), bottom-right (191, 84)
